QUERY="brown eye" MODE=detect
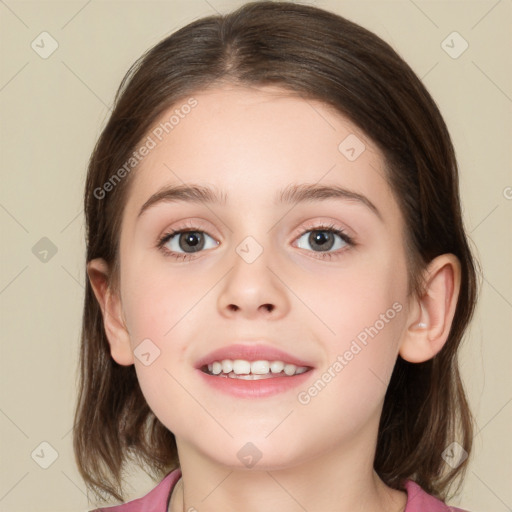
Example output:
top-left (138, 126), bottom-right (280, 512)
top-left (177, 231), bottom-right (206, 253)
top-left (159, 229), bottom-right (218, 259)
top-left (296, 227), bottom-right (352, 253)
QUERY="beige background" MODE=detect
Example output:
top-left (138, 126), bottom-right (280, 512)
top-left (0, 0), bottom-right (511, 511)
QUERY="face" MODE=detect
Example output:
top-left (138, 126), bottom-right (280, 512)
top-left (114, 85), bottom-right (411, 469)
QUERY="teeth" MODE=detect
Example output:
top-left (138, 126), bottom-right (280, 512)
top-left (251, 360), bottom-right (269, 374)
top-left (270, 361), bottom-right (284, 373)
top-left (204, 359), bottom-right (309, 377)
top-left (233, 360), bottom-right (251, 374)
top-left (284, 364), bottom-right (297, 376)
top-left (221, 360), bottom-right (233, 373)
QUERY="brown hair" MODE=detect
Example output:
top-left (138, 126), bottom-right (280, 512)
top-left (74, 0), bottom-right (479, 504)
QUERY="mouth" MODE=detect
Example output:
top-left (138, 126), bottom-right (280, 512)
top-left (195, 343), bottom-right (315, 398)
top-left (200, 359), bottom-right (312, 380)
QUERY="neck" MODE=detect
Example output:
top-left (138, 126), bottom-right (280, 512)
top-left (169, 433), bottom-right (407, 512)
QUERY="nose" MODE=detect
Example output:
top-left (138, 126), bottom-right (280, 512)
top-left (216, 244), bottom-right (290, 320)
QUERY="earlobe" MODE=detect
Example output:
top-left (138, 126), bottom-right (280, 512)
top-left (399, 254), bottom-right (461, 363)
top-left (86, 258), bottom-right (134, 366)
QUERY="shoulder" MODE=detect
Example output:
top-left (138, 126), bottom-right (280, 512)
top-left (404, 480), bottom-right (470, 512)
top-left (89, 468), bottom-right (181, 512)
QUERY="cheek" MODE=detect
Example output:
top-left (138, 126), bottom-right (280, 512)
top-left (121, 258), bottom-right (194, 347)
top-left (120, 268), bottom-right (200, 431)
top-left (299, 250), bottom-right (408, 414)
top-left (294, 304), bottom-right (406, 442)
top-left (119, 260), bottom-right (208, 375)
top-left (298, 245), bottom-right (408, 348)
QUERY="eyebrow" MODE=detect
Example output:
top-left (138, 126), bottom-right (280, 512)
top-left (137, 182), bottom-right (382, 221)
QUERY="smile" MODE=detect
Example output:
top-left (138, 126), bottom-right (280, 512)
top-left (202, 359), bottom-right (310, 379)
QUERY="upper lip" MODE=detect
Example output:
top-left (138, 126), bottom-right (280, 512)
top-left (195, 343), bottom-right (314, 369)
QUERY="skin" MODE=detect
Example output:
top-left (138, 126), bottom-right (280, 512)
top-left (88, 84), bottom-right (461, 512)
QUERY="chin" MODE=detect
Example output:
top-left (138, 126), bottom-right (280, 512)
top-left (200, 436), bottom-right (308, 472)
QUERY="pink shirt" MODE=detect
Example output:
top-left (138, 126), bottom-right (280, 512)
top-left (90, 469), bottom-right (470, 511)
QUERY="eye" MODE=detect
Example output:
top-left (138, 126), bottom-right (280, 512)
top-left (295, 224), bottom-right (354, 257)
top-left (156, 222), bottom-right (354, 261)
top-left (157, 229), bottom-right (218, 260)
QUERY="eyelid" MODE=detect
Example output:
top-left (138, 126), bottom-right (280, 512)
top-left (290, 218), bottom-right (354, 241)
top-left (159, 218), bottom-right (352, 243)
top-left (158, 218), bottom-right (220, 240)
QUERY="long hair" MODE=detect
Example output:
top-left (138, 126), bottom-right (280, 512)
top-left (74, 1), bottom-right (479, 503)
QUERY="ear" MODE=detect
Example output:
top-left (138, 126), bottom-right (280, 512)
top-left (86, 258), bottom-right (134, 366)
top-left (399, 254), bottom-right (461, 363)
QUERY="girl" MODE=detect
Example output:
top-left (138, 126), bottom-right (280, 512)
top-left (74, 2), bottom-right (478, 511)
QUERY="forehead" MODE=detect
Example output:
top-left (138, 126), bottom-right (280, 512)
top-left (123, 85), bottom-right (399, 222)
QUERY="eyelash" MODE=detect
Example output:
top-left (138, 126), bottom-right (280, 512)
top-left (156, 222), bottom-right (355, 261)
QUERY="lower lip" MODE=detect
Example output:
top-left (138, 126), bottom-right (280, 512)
top-left (196, 369), bottom-right (314, 398)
